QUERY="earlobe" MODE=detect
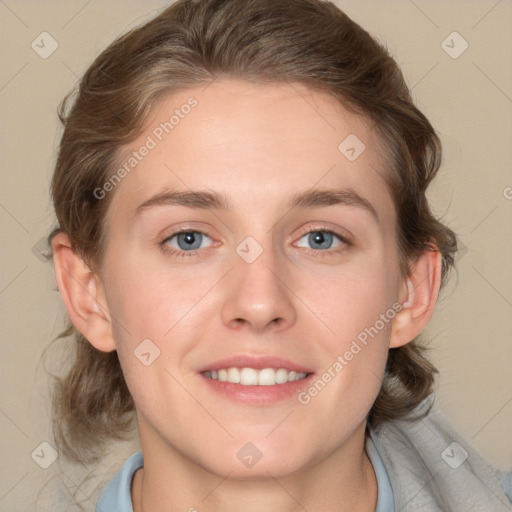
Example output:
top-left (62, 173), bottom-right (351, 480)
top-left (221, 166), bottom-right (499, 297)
top-left (389, 249), bottom-right (442, 348)
top-left (51, 232), bottom-right (116, 352)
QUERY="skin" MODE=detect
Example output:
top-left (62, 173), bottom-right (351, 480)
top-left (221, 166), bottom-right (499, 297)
top-left (52, 79), bottom-right (441, 511)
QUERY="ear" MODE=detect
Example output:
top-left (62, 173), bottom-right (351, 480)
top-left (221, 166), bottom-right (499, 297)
top-left (51, 232), bottom-right (116, 352)
top-left (389, 249), bottom-right (442, 348)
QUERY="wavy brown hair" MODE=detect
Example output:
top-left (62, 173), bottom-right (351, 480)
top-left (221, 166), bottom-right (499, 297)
top-left (49, 0), bottom-right (457, 464)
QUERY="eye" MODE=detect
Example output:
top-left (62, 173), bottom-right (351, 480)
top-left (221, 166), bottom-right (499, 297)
top-left (295, 230), bottom-right (346, 251)
top-left (163, 230), bottom-right (213, 253)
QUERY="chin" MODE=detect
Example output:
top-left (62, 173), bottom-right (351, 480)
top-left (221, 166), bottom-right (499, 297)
top-left (193, 435), bottom-right (314, 480)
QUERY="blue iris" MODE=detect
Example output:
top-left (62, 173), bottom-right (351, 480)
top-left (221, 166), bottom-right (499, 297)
top-left (176, 232), bottom-right (203, 250)
top-left (307, 231), bottom-right (334, 250)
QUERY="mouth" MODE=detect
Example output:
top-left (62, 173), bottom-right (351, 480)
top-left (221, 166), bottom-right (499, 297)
top-left (198, 356), bottom-right (314, 404)
top-left (201, 367), bottom-right (309, 386)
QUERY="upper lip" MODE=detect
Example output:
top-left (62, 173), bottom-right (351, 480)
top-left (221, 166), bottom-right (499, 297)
top-left (197, 355), bottom-right (314, 374)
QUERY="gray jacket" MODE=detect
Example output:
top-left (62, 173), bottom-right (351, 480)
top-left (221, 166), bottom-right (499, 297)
top-left (369, 396), bottom-right (512, 511)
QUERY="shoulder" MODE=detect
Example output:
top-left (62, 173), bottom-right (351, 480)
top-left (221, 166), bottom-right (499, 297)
top-left (368, 395), bottom-right (512, 512)
top-left (95, 451), bottom-right (143, 512)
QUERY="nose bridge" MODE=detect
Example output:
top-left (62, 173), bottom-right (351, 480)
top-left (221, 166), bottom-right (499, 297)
top-left (220, 236), bottom-right (296, 332)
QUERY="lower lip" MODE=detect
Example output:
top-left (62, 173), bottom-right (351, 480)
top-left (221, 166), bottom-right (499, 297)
top-left (199, 373), bottom-right (315, 404)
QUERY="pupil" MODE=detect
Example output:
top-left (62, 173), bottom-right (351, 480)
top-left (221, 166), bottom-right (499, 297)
top-left (178, 232), bottom-right (202, 250)
top-left (314, 233), bottom-right (324, 244)
top-left (309, 231), bottom-right (332, 249)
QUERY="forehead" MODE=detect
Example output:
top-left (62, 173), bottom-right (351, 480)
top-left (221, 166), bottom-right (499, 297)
top-left (106, 79), bottom-right (394, 226)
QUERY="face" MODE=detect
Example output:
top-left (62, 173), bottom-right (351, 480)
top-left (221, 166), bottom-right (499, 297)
top-left (99, 79), bottom-right (403, 477)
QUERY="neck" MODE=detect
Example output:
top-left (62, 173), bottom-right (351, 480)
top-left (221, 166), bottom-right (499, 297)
top-left (131, 420), bottom-right (378, 512)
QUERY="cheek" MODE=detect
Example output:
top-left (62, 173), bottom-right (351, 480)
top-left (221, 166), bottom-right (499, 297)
top-left (297, 275), bottom-right (393, 443)
top-left (101, 255), bottom-right (225, 408)
top-left (101, 263), bottom-right (201, 419)
top-left (293, 257), bottom-right (397, 410)
top-left (297, 258), bottom-right (398, 346)
top-left (103, 254), bottom-right (213, 344)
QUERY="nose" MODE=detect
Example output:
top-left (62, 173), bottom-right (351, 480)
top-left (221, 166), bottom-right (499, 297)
top-left (220, 245), bottom-right (297, 333)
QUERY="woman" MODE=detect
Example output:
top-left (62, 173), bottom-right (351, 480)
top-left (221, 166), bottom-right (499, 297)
top-left (48, 0), bottom-right (511, 510)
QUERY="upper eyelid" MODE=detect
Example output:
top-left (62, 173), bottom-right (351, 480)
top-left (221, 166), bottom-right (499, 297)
top-left (294, 225), bottom-right (352, 244)
top-left (163, 225), bottom-right (347, 239)
top-left (164, 227), bottom-right (210, 238)
top-left (296, 226), bottom-right (344, 236)
top-left (161, 226), bottom-right (212, 242)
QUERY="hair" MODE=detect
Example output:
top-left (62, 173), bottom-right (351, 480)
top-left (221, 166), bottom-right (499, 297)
top-left (49, 0), bottom-right (457, 464)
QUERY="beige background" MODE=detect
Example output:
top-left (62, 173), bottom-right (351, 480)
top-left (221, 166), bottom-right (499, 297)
top-left (1, 0), bottom-right (511, 510)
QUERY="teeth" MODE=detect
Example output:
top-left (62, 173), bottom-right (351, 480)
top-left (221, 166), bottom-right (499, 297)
top-left (227, 367), bottom-right (240, 383)
top-left (275, 368), bottom-right (289, 384)
top-left (203, 367), bottom-right (308, 386)
top-left (240, 367), bottom-right (258, 385)
top-left (258, 368), bottom-right (275, 386)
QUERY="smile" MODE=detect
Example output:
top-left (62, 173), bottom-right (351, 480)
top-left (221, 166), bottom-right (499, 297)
top-left (202, 367), bottom-right (308, 386)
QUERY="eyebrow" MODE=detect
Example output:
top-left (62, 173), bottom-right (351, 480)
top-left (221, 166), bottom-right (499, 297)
top-left (287, 188), bottom-right (377, 219)
top-left (134, 187), bottom-right (378, 220)
top-left (135, 189), bottom-right (229, 217)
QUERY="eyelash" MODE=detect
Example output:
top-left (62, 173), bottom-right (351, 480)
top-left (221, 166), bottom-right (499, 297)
top-left (160, 226), bottom-right (351, 258)
top-left (160, 228), bottom-right (211, 258)
top-left (294, 226), bottom-right (352, 255)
